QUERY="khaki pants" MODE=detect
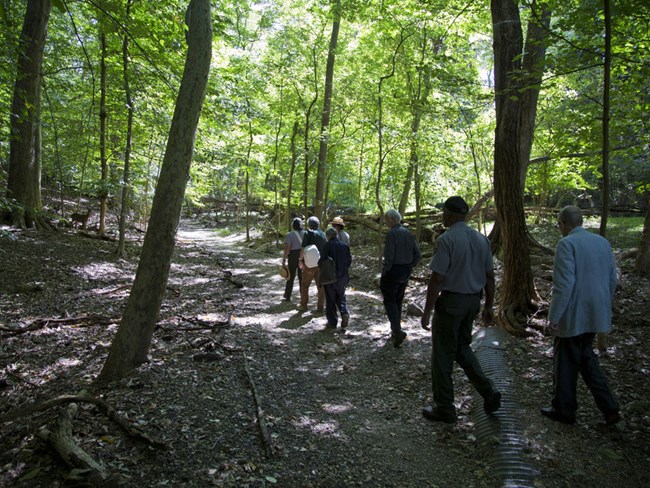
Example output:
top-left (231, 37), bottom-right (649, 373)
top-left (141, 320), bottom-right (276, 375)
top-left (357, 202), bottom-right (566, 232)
top-left (300, 265), bottom-right (324, 310)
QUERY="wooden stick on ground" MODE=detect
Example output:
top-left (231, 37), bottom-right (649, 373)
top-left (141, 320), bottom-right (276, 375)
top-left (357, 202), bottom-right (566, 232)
top-left (242, 350), bottom-right (274, 458)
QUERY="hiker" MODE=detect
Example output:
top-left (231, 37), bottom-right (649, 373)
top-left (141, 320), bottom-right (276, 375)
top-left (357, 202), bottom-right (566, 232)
top-left (282, 217), bottom-right (304, 301)
top-left (319, 227), bottom-right (352, 331)
top-left (329, 216), bottom-right (350, 246)
top-left (380, 209), bottom-right (421, 347)
top-left (541, 205), bottom-right (620, 425)
top-left (299, 216), bottom-right (326, 312)
top-left (420, 196), bottom-right (501, 423)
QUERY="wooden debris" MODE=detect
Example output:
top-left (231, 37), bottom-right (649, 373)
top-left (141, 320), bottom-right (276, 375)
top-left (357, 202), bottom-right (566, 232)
top-left (37, 403), bottom-right (111, 486)
top-left (2, 394), bottom-right (167, 450)
top-left (242, 350), bottom-right (275, 459)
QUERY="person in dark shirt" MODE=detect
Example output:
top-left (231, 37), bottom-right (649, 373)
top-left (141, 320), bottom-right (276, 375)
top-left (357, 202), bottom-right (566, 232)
top-left (380, 209), bottom-right (421, 347)
top-left (319, 227), bottom-right (352, 331)
top-left (299, 216), bottom-right (326, 312)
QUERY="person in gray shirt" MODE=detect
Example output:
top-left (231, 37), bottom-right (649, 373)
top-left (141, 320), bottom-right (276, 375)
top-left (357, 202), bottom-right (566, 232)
top-left (380, 209), bottom-right (421, 347)
top-left (420, 196), bottom-right (500, 423)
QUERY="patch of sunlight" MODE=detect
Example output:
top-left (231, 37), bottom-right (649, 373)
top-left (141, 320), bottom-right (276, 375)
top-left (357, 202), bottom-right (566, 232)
top-left (293, 415), bottom-right (341, 436)
top-left (346, 289), bottom-right (382, 302)
top-left (322, 403), bottom-right (354, 414)
top-left (73, 262), bottom-right (132, 281)
top-left (36, 356), bottom-right (83, 384)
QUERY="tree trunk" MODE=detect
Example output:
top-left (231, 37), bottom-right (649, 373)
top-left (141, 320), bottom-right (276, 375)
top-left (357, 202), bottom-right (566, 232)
top-left (314, 0), bottom-right (341, 222)
top-left (286, 120), bottom-right (299, 229)
top-left (117, 0), bottom-right (134, 258)
top-left (97, 0), bottom-right (212, 382)
top-left (6, 0), bottom-right (51, 227)
top-left (636, 195), bottom-right (650, 277)
top-left (599, 0), bottom-right (611, 236)
top-left (98, 32), bottom-right (108, 237)
top-left (491, 0), bottom-right (537, 335)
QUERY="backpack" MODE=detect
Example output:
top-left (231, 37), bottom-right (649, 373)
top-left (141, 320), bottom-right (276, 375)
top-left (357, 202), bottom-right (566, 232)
top-left (318, 257), bottom-right (337, 285)
top-left (303, 244), bottom-right (320, 268)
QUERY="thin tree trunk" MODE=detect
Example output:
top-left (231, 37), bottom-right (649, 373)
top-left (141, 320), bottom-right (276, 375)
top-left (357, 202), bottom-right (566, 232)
top-left (97, 0), bottom-right (212, 382)
top-left (599, 0), bottom-right (611, 236)
top-left (98, 32), bottom-right (108, 237)
top-left (636, 194), bottom-right (650, 277)
top-left (286, 120), bottom-right (299, 229)
top-left (117, 0), bottom-right (134, 257)
top-left (314, 0), bottom-right (341, 222)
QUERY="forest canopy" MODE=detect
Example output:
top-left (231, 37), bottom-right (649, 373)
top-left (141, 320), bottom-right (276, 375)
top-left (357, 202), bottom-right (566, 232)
top-left (1, 0), bottom-right (649, 227)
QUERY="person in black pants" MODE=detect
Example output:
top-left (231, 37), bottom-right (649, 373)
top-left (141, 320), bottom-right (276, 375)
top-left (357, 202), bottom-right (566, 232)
top-left (319, 227), bottom-right (352, 330)
top-left (420, 196), bottom-right (501, 423)
top-left (542, 205), bottom-right (620, 425)
top-left (282, 217), bottom-right (304, 301)
top-left (380, 209), bottom-right (421, 347)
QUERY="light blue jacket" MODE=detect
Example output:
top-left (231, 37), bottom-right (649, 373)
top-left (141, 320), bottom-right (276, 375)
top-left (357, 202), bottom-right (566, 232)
top-left (548, 227), bottom-right (618, 337)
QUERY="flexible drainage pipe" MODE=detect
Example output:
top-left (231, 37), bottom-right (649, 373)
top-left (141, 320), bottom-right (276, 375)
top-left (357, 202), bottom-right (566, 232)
top-left (472, 327), bottom-right (540, 487)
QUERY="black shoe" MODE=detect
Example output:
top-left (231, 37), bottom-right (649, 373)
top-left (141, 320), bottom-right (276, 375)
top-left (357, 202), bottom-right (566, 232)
top-left (604, 411), bottom-right (621, 425)
top-left (541, 406), bottom-right (576, 424)
top-left (341, 313), bottom-right (350, 328)
top-left (422, 406), bottom-right (457, 424)
top-left (392, 330), bottom-right (407, 348)
top-left (484, 391), bottom-right (502, 414)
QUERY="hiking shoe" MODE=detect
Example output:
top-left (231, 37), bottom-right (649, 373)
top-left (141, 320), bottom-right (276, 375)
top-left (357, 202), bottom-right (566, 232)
top-left (484, 391), bottom-right (502, 414)
top-left (392, 330), bottom-right (407, 348)
top-left (604, 411), bottom-right (621, 425)
top-left (341, 313), bottom-right (350, 328)
top-left (422, 406), bottom-right (457, 424)
top-left (541, 406), bottom-right (576, 424)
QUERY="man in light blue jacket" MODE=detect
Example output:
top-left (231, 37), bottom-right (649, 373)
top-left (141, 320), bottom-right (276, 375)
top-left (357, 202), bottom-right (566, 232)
top-left (542, 205), bottom-right (620, 425)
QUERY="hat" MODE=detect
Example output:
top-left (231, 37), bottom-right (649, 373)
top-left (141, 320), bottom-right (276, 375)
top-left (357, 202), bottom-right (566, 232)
top-left (279, 265), bottom-right (289, 280)
top-left (444, 196), bottom-right (469, 215)
top-left (330, 216), bottom-right (345, 227)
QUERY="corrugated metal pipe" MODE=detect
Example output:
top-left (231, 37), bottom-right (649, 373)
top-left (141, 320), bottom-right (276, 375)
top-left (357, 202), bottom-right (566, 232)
top-left (472, 327), bottom-right (539, 487)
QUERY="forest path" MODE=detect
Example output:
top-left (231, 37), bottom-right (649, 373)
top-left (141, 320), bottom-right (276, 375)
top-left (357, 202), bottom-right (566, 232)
top-left (174, 221), bottom-right (490, 486)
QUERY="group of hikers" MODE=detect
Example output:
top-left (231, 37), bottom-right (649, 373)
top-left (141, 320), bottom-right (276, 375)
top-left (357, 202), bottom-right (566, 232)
top-left (280, 197), bottom-right (621, 426)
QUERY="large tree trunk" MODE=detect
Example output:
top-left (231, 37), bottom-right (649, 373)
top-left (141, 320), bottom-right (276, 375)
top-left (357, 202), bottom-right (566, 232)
top-left (6, 0), bottom-right (51, 227)
top-left (97, 0), bottom-right (212, 382)
top-left (314, 0), bottom-right (341, 222)
top-left (491, 0), bottom-right (537, 335)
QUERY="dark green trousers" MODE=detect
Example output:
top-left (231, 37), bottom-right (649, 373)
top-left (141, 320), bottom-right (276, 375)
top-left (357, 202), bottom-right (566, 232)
top-left (431, 292), bottom-right (494, 414)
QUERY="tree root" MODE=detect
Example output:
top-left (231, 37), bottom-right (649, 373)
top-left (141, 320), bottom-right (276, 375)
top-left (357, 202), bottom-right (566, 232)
top-left (37, 403), bottom-right (112, 486)
top-left (2, 394), bottom-right (167, 450)
top-left (0, 315), bottom-right (117, 336)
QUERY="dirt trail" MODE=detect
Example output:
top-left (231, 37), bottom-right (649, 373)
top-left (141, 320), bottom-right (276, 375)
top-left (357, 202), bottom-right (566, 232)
top-left (174, 223), bottom-right (485, 487)
top-left (2, 222), bottom-right (648, 487)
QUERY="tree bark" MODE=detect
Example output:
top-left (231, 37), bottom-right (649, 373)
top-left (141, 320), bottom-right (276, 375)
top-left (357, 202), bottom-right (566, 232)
top-left (636, 194), bottom-right (650, 277)
top-left (117, 0), bottom-right (134, 257)
top-left (599, 0), bottom-right (612, 236)
top-left (314, 0), bottom-right (341, 222)
top-left (97, 0), bottom-right (212, 382)
top-left (99, 32), bottom-right (108, 237)
top-left (491, 0), bottom-right (538, 335)
top-left (6, 0), bottom-right (51, 227)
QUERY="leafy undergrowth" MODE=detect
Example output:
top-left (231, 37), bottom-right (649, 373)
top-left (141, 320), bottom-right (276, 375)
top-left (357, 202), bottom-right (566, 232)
top-left (1, 218), bottom-right (649, 488)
